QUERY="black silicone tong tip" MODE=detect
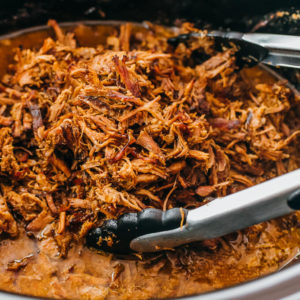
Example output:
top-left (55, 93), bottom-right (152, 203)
top-left (86, 208), bottom-right (188, 254)
top-left (168, 31), bottom-right (269, 68)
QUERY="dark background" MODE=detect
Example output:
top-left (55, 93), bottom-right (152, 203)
top-left (1, 0), bottom-right (300, 34)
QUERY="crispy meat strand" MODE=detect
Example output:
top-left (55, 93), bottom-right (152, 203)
top-left (0, 21), bottom-right (299, 255)
top-left (0, 197), bottom-right (18, 237)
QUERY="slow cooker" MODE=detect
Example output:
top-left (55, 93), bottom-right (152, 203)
top-left (0, 1), bottom-right (300, 299)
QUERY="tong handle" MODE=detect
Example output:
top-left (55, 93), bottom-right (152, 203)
top-left (168, 31), bottom-right (268, 67)
top-left (168, 31), bottom-right (300, 68)
top-left (131, 169), bottom-right (300, 252)
top-left (209, 32), bottom-right (300, 53)
top-left (242, 33), bottom-right (300, 53)
top-left (207, 31), bottom-right (300, 68)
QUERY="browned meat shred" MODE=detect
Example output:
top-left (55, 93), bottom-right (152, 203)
top-left (0, 20), bottom-right (299, 268)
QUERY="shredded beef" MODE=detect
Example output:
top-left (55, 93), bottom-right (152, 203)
top-left (0, 20), bottom-right (299, 258)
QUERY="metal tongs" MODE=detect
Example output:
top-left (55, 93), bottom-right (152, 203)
top-left (87, 169), bottom-right (300, 253)
top-left (168, 31), bottom-right (300, 68)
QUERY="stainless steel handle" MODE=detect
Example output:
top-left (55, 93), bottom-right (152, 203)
top-left (210, 32), bottom-right (300, 68)
top-left (170, 31), bottom-right (300, 68)
top-left (243, 33), bottom-right (300, 52)
top-left (186, 168), bottom-right (299, 239)
top-left (131, 169), bottom-right (300, 252)
top-left (243, 33), bottom-right (300, 68)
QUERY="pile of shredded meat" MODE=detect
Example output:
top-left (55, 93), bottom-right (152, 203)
top-left (0, 19), bottom-right (300, 281)
top-left (1, 20), bottom-right (300, 256)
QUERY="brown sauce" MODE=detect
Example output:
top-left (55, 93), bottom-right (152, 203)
top-left (1, 217), bottom-right (300, 299)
